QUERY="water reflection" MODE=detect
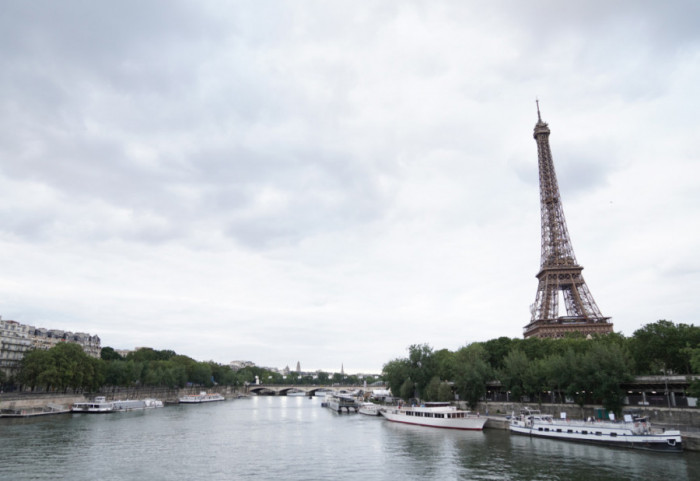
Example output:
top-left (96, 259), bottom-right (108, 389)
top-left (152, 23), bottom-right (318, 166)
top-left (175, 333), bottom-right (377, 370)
top-left (1, 398), bottom-right (699, 481)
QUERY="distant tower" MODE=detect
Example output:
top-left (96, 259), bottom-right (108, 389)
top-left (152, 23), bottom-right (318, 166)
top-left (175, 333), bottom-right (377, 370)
top-left (296, 361), bottom-right (301, 373)
top-left (524, 102), bottom-right (613, 338)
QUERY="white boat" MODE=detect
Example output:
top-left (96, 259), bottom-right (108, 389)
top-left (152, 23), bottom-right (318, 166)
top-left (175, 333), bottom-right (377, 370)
top-left (71, 396), bottom-right (114, 413)
top-left (358, 402), bottom-right (381, 416)
top-left (380, 402), bottom-right (487, 430)
top-left (178, 392), bottom-right (225, 403)
top-left (72, 396), bottom-right (165, 413)
top-left (113, 398), bottom-right (165, 411)
top-left (509, 409), bottom-right (682, 453)
top-left (326, 393), bottom-right (358, 413)
top-left (143, 398), bottom-right (165, 408)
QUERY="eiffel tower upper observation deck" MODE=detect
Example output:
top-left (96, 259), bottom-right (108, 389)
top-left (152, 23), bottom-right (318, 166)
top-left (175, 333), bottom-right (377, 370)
top-left (523, 103), bottom-right (613, 338)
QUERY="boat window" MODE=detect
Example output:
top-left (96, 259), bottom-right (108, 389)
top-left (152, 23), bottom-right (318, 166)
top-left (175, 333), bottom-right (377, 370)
top-left (595, 432), bottom-right (602, 436)
top-left (567, 429), bottom-right (573, 433)
top-left (610, 433), bottom-right (617, 437)
top-left (556, 429), bottom-right (562, 432)
top-left (582, 430), bottom-right (588, 435)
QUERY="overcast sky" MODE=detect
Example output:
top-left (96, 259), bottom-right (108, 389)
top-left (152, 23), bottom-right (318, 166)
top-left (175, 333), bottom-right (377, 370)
top-left (1, 1), bottom-right (699, 373)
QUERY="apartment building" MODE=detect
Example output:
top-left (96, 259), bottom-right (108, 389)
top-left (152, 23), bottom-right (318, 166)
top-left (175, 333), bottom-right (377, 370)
top-left (0, 316), bottom-right (101, 378)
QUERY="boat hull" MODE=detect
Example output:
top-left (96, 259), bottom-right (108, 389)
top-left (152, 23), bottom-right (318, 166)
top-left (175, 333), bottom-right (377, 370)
top-left (358, 403), bottom-right (381, 416)
top-left (509, 422), bottom-right (682, 452)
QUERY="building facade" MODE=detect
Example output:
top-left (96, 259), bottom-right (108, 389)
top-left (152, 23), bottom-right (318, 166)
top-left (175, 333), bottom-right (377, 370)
top-left (0, 316), bottom-right (101, 377)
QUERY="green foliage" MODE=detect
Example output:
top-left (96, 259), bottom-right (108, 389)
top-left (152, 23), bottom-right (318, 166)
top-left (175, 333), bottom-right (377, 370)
top-left (381, 321), bottom-right (672, 412)
top-left (482, 337), bottom-right (517, 371)
top-left (433, 349), bottom-right (456, 381)
top-left (499, 350), bottom-right (529, 401)
top-left (126, 348), bottom-right (177, 363)
top-left (399, 378), bottom-right (415, 400)
top-left (382, 358), bottom-right (411, 399)
top-left (424, 376), bottom-right (441, 401)
top-left (99, 346), bottom-right (123, 361)
top-left (18, 343), bottom-right (98, 392)
top-left (17, 344), bottom-right (242, 391)
top-left (688, 349), bottom-right (700, 398)
top-left (453, 344), bottom-right (492, 409)
top-left (437, 380), bottom-right (453, 402)
top-left (629, 320), bottom-right (700, 374)
top-left (407, 344), bottom-right (437, 399)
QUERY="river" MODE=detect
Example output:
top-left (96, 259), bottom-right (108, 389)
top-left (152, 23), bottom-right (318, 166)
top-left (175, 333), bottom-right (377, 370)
top-left (1, 395), bottom-right (699, 480)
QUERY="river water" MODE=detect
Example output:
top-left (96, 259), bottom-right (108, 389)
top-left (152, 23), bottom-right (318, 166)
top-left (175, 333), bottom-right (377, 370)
top-left (1, 395), bottom-right (699, 480)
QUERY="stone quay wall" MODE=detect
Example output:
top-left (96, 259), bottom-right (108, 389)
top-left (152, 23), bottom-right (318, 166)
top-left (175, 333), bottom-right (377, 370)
top-left (0, 385), bottom-right (241, 411)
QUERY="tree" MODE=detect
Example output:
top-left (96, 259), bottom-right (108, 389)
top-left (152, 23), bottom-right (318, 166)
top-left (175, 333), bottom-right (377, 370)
top-left (629, 320), bottom-right (700, 374)
top-left (482, 337), bottom-right (517, 371)
top-left (407, 344), bottom-right (436, 399)
top-left (18, 343), bottom-right (100, 392)
top-left (382, 358), bottom-right (411, 398)
top-left (687, 348), bottom-right (700, 398)
top-left (433, 349), bottom-right (456, 382)
top-left (594, 343), bottom-right (634, 414)
top-left (542, 350), bottom-right (578, 404)
top-left (424, 376), bottom-right (441, 401)
top-left (498, 350), bottom-right (530, 402)
top-left (210, 362), bottom-right (236, 385)
top-left (18, 349), bottom-right (53, 390)
top-left (399, 379), bottom-right (415, 401)
top-left (437, 381), bottom-right (453, 402)
top-left (100, 346), bottom-right (123, 361)
top-left (453, 344), bottom-right (492, 409)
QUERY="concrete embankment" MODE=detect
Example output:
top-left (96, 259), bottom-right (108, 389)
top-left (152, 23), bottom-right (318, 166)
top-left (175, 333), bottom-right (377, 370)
top-left (1, 393), bottom-right (82, 413)
top-left (1, 386), bottom-right (240, 413)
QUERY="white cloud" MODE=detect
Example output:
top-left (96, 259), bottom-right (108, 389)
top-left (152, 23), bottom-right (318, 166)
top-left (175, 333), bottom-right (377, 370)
top-left (1, 1), bottom-right (699, 372)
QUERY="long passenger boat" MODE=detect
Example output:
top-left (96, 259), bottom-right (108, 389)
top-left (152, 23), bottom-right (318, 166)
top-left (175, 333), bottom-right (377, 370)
top-left (380, 402), bottom-right (487, 430)
top-left (71, 396), bottom-right (164, 413)
top-left (178, 392), bottom-right (225, 403)
top-left (509, 409), bottom-right (682, 452)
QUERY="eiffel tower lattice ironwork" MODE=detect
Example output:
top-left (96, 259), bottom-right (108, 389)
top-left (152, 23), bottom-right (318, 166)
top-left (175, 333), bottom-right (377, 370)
top-left (523, 103), bottom-right (612, 338)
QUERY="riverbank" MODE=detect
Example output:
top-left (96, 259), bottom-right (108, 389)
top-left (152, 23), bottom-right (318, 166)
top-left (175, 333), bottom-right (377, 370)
top-left (476, 401), bottom-right (700, 451)
top-left (0, 386), bottom-right (240, 415)
top-left (474, 401), bottom-right (700, 429)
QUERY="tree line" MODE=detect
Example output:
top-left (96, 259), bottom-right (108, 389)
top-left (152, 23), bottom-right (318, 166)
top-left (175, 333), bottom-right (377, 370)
top-left (7, 344), bottom-right (371, 393)
top-left (382, 320), bottom-right (700, 414)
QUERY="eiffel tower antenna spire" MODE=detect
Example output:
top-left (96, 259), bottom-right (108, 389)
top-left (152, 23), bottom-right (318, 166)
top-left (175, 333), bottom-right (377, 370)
top-left (524, 107), bottom-right (612, 338)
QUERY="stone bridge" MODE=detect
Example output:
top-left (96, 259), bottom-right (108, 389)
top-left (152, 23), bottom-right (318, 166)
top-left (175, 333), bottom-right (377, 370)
top-left (246, 385), bottom-right (376, 396)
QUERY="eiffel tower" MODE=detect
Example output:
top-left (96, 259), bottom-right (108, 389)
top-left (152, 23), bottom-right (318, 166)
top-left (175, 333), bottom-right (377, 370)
top-left (523, 102), bottom-right (613, 338)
